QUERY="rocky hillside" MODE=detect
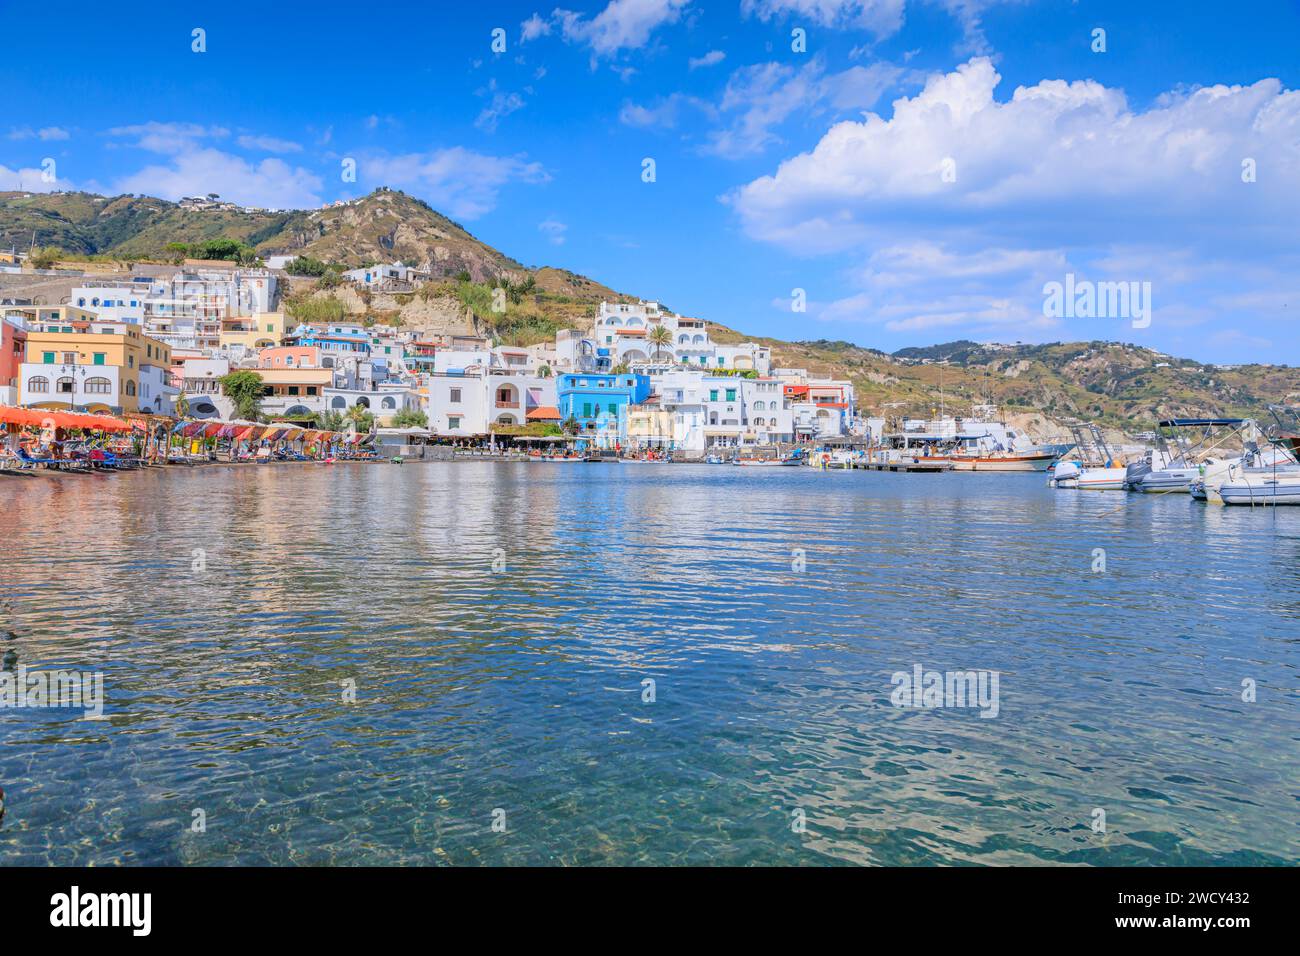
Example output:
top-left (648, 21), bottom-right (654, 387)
top-left (0, 188), bottom-right (611, 289)
top-left (714, 334), bottom-right (1300, 434)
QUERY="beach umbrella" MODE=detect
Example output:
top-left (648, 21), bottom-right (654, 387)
top-left (0, 406), bottom-right (52, 427)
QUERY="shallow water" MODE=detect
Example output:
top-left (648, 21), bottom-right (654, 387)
top-left (0, 461), bottom-right (1296, 865)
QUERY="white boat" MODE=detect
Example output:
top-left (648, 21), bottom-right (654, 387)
top-left (1050, 423), bottom-right (1133, 489)
top-left (1197, 442), bottom-right (1300, 504)
top-left (1133, 418), bottom-right (1255, 494)
top-left (1219, 471), bottom-right (1300, 506)
top-left (1076, 466), bottom-right (1130, 490)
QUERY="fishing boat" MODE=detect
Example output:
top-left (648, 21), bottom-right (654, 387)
top-left (946, 449), bottom-right (1063, 471)
top-left (883, 410), bottom-right (1071, 472)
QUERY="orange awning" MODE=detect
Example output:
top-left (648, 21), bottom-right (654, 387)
top-left (0, 406), bottom-right (132, 431)
top-left (526, 406), bottom-right (561, 421)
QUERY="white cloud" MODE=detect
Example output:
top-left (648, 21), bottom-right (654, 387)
top-left (236, 134), bottom-right (303, 154)
top-left (520, 13), bottom-right (552, 42)
top-left (732, 58), bottom-right (1300, 252)
top-left (107, 122), bottom-right (229, 154)
top-left (0, 164), bottom-right (69, 193)
top-left (363, 148), bottom-right (549, 220)
top-left (475, 84), bottom-right (526, 133)
top-left (740, 0), bottom-right (906, 37)
top-left (739, 0), bottom-right (1013, 50)
top-left (554, 0), bottom-right (691, 57)
top-left (113, 149), bottom-right (323, 208)
top-left (539, 218), bottom-right (568, 245)
top-left (689, 50), bottom-right (726, 70)
top-left (619, 93), bottom-right (716, 129)
top-left (7, 126), bottom-right (71, 141)
top-left (700, 59), bottom-right (901, 158)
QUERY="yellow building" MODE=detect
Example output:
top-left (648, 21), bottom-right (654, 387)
top-left (219, 311), bottom-right (286, 355)
top-left (15, 306), bottom-right (171, 413)
top-left (626, 403), bottom-right (674, 448)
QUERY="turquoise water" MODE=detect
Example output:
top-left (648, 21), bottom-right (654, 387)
top-left (0, 462), bottom-right (1296, 865)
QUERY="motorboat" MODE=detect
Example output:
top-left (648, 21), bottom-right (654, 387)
top-left (1132, 418), bottom-right (1253, 494)
top-left (1197, 438), bottom-right (1300, 504)
top-left (1051, 422), bottom-right (1132, 490)
top-left (1218, 471), bottom-right (1300, 505)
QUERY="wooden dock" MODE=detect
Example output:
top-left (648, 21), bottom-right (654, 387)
top-left (855, 459), bottom-right (952, 472)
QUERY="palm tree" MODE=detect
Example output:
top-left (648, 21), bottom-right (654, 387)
top-left (174, 391), bottom-right (190, 419)
top-left (648, 325), bottom-right (672, 363)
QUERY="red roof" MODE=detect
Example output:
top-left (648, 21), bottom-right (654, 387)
top-left (526, 405), bottom-right (561, 420)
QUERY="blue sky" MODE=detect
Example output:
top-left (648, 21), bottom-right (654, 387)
top-left (3, 0), bottom-right (1299, 363)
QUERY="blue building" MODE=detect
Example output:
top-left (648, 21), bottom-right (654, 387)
top-left (557, 373), bottom-right (651, 445)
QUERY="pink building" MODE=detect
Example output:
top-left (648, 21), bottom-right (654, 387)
top-left (259, 346), bottom-right (322, 369)
top-left (1, 315), bottom-right (28, 401)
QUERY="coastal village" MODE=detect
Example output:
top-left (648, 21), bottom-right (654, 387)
top-left (2, 237), bottom-right (1298, 502)
top-left (0, 256), bottom-right (873, 460)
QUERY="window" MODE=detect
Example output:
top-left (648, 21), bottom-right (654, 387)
top-left (331, 396), bottom-right (346, 409)
top-left (448, 416), bottom-right (461, 429)
top-left (57, 377), bottom-right (74, 394)
top-left (608, 403), bottom-right (617, 416)
top-left (42, 352), bottom-right (55, 364)
top-left (27, 376), bottom-right (49, 393)
top-left (62, 352), bottom-right (76, 365)
top-left (382, 397), bottom-right (395, 409)
top-left (709, 390), bottom-right (718, 402)
top-left (287, 386), bottom-right (300, 395)
top-left (266, 324), bottom-right (274, 333)
top-left (583, 402), bottom-right (593, 418)
top-left (92, 352), bottom-right (105, 365)
top-left (306, 387), bottom-right (317, 396)
top-left (84, 377), bottom-right (111, 394)
top-left (125, 381), bottom-right (136, 396)
top-left (726, 389), bottom-right (736, 401)
top-left (449, 388), bottom-right (462, 403)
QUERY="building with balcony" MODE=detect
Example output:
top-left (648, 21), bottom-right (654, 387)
top-left (15, 309), bottom-right (172, 413)
top-left (219, 311), bottom-right (286, 360)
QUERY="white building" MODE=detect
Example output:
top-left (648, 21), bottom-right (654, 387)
top-left (70, 284), bottom-right (147, 325)
top-left (594, 300), bottom-right (772, 373)
top-left (341, 262), bottom-right (429, 289)
top-left (143, 268), bottom-right (278, 352)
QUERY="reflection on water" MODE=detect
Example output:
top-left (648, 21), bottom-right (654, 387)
top-left (0, 463), bottom-right (1297, 865)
